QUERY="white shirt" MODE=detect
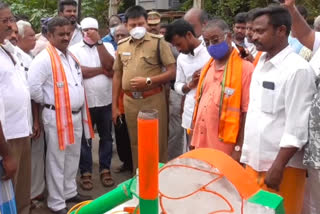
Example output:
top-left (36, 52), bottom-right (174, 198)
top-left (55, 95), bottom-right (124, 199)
top-left (70, 41), bottom-right (115, 108)
top-left (310, 32), bottom-right (320, 75)
top-left (241, 46), bottom-right (316, 171)
top-left (175, 42), bottom-right (211, 129)
top-left (15, 46), bottom-right (33, 78)
top-left (0, 91), bottom-right (5, 126)
top-left (28, 46), bottom-right (85, 111)
top-left (0, 46), bottom-right (32, 139)
top-left (69, 24), bottom-right (83, 47)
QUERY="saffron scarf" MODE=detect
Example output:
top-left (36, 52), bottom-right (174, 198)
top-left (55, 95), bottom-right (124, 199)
top-left (46, 44), bottom-right (94, 150)
top-left (191, 49), bottom-right (243, 144)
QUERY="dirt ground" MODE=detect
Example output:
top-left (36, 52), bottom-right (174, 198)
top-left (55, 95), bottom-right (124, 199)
top-left (31, 136), bottom-right (132, 214)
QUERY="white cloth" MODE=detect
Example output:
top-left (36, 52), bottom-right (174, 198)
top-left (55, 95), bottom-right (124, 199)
top-left (69, 24), bottom-right (83, 47)
top-left (174, 43), bottom-right (211, 129)
top-left (43, 107), bottom-right (82, 211)
top-left (31, 35), bottom-right (49, 57)
top-left (31, 132), bottom-right (45, 199)
top-left (240, 46), bottom-right (316, 172)
top-left (28, 46), bottom-right (85, 110)
top-left (0, 91), bottom-right (5, 126)
top-left (80, 17), bottom-right (98, 29)
top-left (302, 168), bottom-right (320, 214)
top-left (0, 46), bottom-right (32, 140)
top-left (310, 32), bottom-right (320, 75)
top-left (70, 41), bottom-right (115, 108)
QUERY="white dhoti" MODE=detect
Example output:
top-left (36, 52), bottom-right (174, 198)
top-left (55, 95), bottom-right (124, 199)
top-left (31, 131), bottom-right (45, 199)
top-left (302, 168), bottom-right (320, 214)
top-left (42, 108), bottom-right (82, 211)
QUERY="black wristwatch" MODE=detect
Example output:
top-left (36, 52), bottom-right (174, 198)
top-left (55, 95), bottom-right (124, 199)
top-left (96, 40), bottom-right (103, 46)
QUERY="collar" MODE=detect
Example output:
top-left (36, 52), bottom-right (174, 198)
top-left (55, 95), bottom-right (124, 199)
top-left (53, 46), bottom-right (69, 58)
top-left (192, 42), bottom-right (205, 56)
top-left (80, 40), bottom-right (95, 48)
top-left (265, 45), bottom-right (292, 69)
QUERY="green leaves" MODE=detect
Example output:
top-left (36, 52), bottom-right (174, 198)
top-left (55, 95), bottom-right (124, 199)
top-left (179, 0), bottom-right (320, 26)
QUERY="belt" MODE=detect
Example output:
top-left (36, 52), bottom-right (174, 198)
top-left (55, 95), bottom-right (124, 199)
top-left (124, 87), bottom-right (162, 99)
top-left (44, 104), bottom-right (81, 114)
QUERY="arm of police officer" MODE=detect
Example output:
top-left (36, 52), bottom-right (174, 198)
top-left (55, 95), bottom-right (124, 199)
top-left (283, 0), bottom-right (315, 50)
top-left (130, 38), bottom-right (176, 90)
top-left (112, 51), bottom-right (123, 124)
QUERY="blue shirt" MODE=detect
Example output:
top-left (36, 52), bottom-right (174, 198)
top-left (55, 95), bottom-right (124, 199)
top-left (288, 35), bottom-right (303, 54)
top-left (102, 34), bottom-right (117, 50)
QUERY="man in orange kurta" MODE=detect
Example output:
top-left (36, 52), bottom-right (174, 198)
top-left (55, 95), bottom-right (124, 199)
top-left (191, 19), bottom-right (254, 161)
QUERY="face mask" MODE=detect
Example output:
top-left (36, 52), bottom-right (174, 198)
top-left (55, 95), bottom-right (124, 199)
top-left (110, 27), bottom-right (116, 37)
top-left (207, 40), bottom-right (229, 60)
top-left (130, 26), bottom-right (146, 40)
top-left (83, 32), bottom-right (95, 45)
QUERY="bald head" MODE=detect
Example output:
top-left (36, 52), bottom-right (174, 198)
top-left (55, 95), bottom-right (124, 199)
top-left (114, 24), bottom-right (129, 43)
top-left (184, 8), bottom-right (208, 38)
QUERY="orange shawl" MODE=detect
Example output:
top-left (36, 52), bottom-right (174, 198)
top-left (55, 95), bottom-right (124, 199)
top-left (47, 44), bottom-right (94, 150)
top-left (191, 49), bottom-right (243, 144)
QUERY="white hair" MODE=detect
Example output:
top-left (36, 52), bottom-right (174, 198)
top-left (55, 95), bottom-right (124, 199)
top-left (315, 15), bottom-right (320, 31)
top-left (16, 20), bottom-right (32, 38)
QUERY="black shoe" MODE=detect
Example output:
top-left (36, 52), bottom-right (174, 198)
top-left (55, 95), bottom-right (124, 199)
top-left (66, 193), bottom-right (92, 203)
top-left (51, 207), bottom-right (68, 214)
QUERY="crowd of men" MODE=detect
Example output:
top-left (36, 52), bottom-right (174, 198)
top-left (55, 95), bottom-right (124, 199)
top-left (1, 0), bottom-right (320, 213)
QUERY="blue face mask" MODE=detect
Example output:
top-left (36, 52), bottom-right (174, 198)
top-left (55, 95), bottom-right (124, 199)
top-left (207, 40), bottom-right (229, 60)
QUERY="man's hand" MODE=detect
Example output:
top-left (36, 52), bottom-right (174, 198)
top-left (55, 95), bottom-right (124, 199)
top-left (2, 155), bottom-right (17, 180)
top-left (244, 52), bottom-right (254, 63)
top-left (103, 69), bottom-right (113, 78)
top-left (86, 29), bottom-right (101, 44)
top-left (112, 107), bottom-right (121, 125)
top-left (264, 164), bottom-right (285, 191)
top-left (231, 150), bottom-right (242, 163)
top-left (32, 119), bottom-right (41, 139)
top-left (188, 70), bottom-right (201, 89)
top-left (130, 77), bottom-right (147, 90)
top-left (283, 0), bottom-right (295, 7)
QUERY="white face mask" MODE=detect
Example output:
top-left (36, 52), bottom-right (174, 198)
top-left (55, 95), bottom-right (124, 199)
top-left (110, 27), bottom-right (116, 37)
top-left (130, 26), bottom-right (146, 40)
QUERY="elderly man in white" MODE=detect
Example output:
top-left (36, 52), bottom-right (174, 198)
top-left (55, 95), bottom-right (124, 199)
top-left (0, 3), bottom-right (32, 214)
top-left (70, 17), bottom-right (115, 190)
top-left (15, 19), bottom-right (46, 205)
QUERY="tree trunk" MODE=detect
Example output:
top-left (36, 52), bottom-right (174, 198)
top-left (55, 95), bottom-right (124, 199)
top-left (193, 0), bottom-right (204, 9)
top-left (109, 0), bottom-right (121, 18)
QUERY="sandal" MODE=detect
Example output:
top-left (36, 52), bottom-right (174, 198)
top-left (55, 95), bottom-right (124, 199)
top-left (79, 172), bottom-right (93, 191)
top-left (100, 169), bottom-right (115, 187)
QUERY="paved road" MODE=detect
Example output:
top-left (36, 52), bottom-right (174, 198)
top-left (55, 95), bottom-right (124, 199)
top-left (31, 136), bottom-right (132, 214)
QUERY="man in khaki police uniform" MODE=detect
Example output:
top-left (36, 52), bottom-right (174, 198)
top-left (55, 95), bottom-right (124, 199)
top-left (147, 11), bottom-right (161, 35)
top-left (112, 5), bottom-right (176, 171)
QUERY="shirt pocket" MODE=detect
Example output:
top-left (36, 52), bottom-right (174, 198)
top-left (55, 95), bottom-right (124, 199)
top-left (261, 87), bottom-right (275, 113)
top-left (121, 55), bottom-right (131, 67)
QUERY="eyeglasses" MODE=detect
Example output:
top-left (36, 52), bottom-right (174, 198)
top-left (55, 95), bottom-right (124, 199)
top-left (0, 17), bottom-right (16, 24)
top-left (206, 33), bottom-right (228, 46)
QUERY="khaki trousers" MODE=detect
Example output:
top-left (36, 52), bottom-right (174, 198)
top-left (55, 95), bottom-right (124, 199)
top-left (124, 90), bottom-right (168, 172)
top-left (8, 136), bottom-right (31, 214)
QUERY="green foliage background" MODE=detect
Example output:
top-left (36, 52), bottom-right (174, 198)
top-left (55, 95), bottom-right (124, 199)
top-left (3, 0), bottom-right (320, 32)
top-left (180, 0), bottom-right (320, 25)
